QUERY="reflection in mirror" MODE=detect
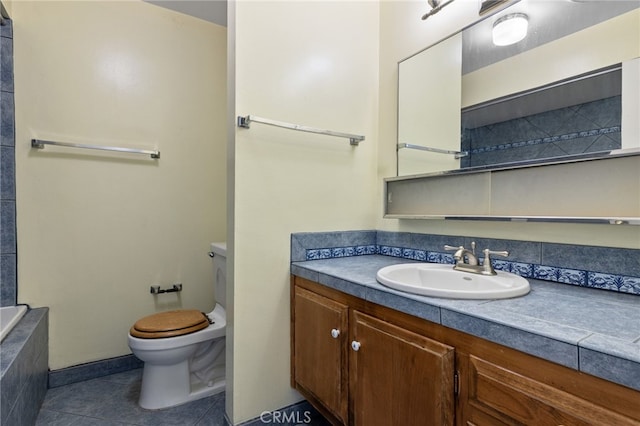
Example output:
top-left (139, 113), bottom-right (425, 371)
top-left (398, 33), bottom-right (462, 176)
top-left (461, 65), bottom-right (621, 168)
top-left (397, 1), bottom-right (639, 176)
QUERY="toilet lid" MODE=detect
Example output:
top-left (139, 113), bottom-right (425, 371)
top-left (130, 309), bottom-right (210, 339)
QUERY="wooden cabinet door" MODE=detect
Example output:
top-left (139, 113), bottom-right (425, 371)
top-left (464, 355), bottom-right (640, 426)
top-left (293, 286), bottom-right (349, 424)
top-left (350, 310), bottom-right (455, 426)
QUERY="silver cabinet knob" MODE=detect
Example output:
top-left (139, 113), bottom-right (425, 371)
top-left (351, 341), bottom-right (361, 351)
top-left (330, 329), bottom-right (340, 339)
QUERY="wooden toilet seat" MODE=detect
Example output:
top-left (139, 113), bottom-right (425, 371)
top-left (130, 309), bottom-right (210, 339)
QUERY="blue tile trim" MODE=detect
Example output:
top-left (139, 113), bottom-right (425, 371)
top-left (588, 273), bottom-right (640, 294)
top-left (304, 243), bottom-right (640, 296)
top-left (306, 244), bottom-right (377, 260)
top-left (48, 354), bottom-right (143, 388)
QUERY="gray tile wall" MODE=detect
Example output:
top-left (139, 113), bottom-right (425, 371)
top-left (0, 17), bottom-right (15, 307)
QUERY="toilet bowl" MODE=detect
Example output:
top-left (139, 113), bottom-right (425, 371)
top-left (127, 242), bottom-right (227, 410)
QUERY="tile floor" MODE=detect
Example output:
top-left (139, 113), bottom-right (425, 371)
top-left (35, 368), bottom-right (330, 426)
top-left (35, 368), bottom-right (226, 426)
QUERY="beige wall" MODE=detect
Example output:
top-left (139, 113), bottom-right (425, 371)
top-left (377, 1), bottom-right (640, 249)
top-left (14, 1), bottom-right (227, 369)
top-left (230, 1), bottom-right (379, 422)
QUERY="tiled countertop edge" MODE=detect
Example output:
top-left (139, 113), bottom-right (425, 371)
top-left (290, 262), bottom-right (640, 392)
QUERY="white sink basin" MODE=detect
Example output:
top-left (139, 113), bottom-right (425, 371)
top-left (376, 263), bottom-right (530, 299)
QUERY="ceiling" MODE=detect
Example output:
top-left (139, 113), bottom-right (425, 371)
top-left (145, 0), bottom-right (227, 27)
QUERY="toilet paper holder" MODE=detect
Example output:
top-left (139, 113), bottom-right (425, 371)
top-left (150, 283), bottom-right (183, 294)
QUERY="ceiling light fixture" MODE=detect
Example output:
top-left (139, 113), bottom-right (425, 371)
top-left (492, 13), bottom-right (529, 46)
top-left (421, 0), bottom-right (455, 21)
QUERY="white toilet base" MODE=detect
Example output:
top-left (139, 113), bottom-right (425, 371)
top-left (138, 360), bottom-right (226, 410)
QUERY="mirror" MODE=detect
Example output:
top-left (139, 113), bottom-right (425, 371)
top-left (398, 0), bottom-right (640, 176)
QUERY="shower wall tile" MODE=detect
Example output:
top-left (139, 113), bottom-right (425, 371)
top-left (0, 35), bottom-right (13, 93)
top-left (0, 254), bottom-right (16, 306)
top-left (0, 91), bottom-right (14, 146)
top-left (0, 200), bottom-right (16, 253)
top-left (0, 18), bottom-right (15, 307)
top-left (0, 18), bottom-right (12, 38)
top-left (1, 145), bottom-right (15, 199)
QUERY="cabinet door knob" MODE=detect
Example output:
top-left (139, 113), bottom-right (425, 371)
top-left (351, 340), bottom-right (361, 351)
top-left (330, 329), bottom-right (340, 339)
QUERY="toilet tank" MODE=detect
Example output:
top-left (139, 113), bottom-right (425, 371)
top-left (210, 242), bottom-right (227, 309)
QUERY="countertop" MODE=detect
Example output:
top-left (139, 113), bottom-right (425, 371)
top-left (291, 255), bottom-right (640, 392)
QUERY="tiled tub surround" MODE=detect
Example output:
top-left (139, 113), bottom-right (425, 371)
top-left (1, 17), bottom-right (16, 307)
top-left (461, 96), bottom-right (621, 168)
top-left (290, 230), bottom-right (640, 392)
top-left (0, 308), bottom-right (49, 426)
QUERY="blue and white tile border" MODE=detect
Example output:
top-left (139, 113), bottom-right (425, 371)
top-left (468, 126), bottom-right (621, 155)
top-left (306, 244), bottom-right (377, 260)
top-left (295, 231), bottom-right (640, 296)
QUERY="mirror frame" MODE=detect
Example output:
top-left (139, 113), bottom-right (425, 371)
top-left (388, 3), bottom-right (640, 224)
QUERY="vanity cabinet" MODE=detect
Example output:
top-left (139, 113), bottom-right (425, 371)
top-left (291, 278), bottom-right (455, 425)
top-left (293, 286), bottom-right (349, 423)
top-left (291, 275), bottom-right (640, 426)
top-left (349, 310), bottom-right (455, 425)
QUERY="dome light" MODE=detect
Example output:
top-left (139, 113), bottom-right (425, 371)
top-left (492, 13), bottom-right (529, 46)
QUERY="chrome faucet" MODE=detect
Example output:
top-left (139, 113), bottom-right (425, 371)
top-left (444, 242), bottom-right (478, 266)
top-left (444, 242), bottom-right (509, 276)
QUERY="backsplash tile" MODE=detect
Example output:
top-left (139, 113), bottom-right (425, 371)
top-left (291, 230), bottom-right (376, 262)
top-left (293, 230), bottom-right (640, 296)
top-left (542, 243), bottom-right (640, 277)
top-left (588, 273), bottom-right (640, 294)
top-left (306, 244), bottom-right (377, 260)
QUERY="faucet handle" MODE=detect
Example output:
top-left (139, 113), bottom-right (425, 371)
top-left (481, 249), bottom-right (509, 275)
top-left (484, 249), bottom-right (509, 258)
top-left (444, 242), bottom-right (476, 255)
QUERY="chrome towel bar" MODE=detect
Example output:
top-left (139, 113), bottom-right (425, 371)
top-left (237, 115), bottom-right (365, 146)
top-left (398, 143), bottom-right (468, 159)
top-left (31, 139), bottom-right (160, 159)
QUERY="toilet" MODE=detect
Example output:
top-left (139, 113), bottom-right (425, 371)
top-left (128, 242), bottom-right (227, 410)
